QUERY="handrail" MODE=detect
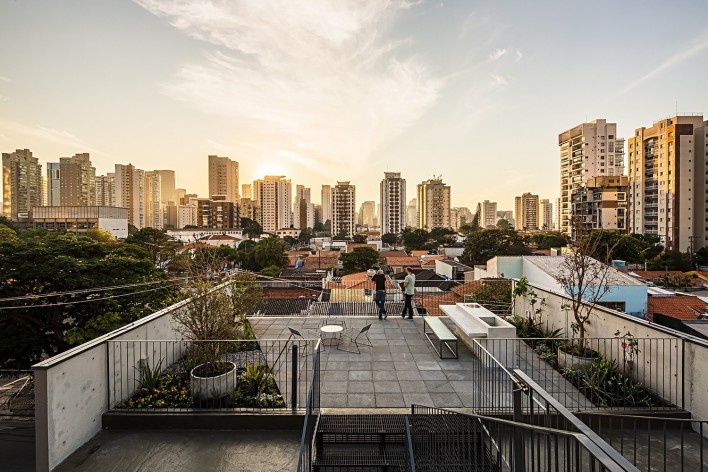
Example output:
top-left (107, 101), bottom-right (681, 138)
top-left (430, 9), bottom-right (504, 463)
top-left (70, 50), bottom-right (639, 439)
top-left (296, 341), bottom-right (321, 472)
top-left (513, 369), bottom-right (640, 471)
top-left (404, 416), bottom-right (417, 472)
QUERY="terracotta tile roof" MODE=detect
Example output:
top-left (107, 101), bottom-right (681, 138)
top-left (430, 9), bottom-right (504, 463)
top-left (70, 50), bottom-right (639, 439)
top-left (647, 295), bottom-right (708, 321)
top-left (385, 256), bottom-right (421, 267)
top-left (633, 271), bottom-right (686, 279)
top-left (346, 243), bottom-right (378, 252)
top-left (302, 256), bottom-right (339, 269)
top-left (451, 280), bottom-right (482, 296)
top-left (415, 292), bottom-right (460, 315)
top-left (411, 250), bottom-right (428, 257)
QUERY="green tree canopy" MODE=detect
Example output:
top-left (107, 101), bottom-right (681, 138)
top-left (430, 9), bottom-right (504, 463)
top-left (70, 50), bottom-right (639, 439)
top-left (381, 233), bottom-right (398, 245)
top-left (254, 237), bottom-right (287, 270)
top-left (496, 219), bottom-right (512, 230)
top-left (401, 227), bottom-right (430, 251)
top-left (125, 227), bottom-right (181, 266)
top-left (529, 232), bottom-right (569, 250)
top-left (460, 229), bottom-right (531, 266)
top-left (352, 234), bottom-right (367, 243)
top-left (0, 231), bottom-right (178, 368)
top-left (240, 218), bottom-right (262, 239)
top-left (340, 247), bottom-right (379, 273)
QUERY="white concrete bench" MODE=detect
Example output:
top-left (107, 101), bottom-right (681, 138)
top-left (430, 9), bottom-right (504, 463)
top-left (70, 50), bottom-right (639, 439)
top-left (444, 307), bottom-right (487, 338)
top-left (424, 317), bottom-right (458, 359)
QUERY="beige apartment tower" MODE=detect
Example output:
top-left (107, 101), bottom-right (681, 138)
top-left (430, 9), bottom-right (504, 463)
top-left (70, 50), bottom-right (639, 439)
top-left (559, 119), bottom-right (625, 235)
top-left (208, 155), bottom-right (239, 202)
top-left (332, 181), bottom-right (356, 238)
top-left (358, 201), bottom-right (376, 228)
top-left (628, 115), bottom-right (704, 252)
top-left (539, 199), bottom-right (553, 231)
top-left (477, 200), bottom-right (498, 229)
top-left (253, 175), bottom-right (292, 233)
top-left (416, 177), bottom-right (451, 230)
top-left (2, 149), bottom-right (43, 221)
top-left (515, 193), bottom-right (539, 231)
top-left (380, 172), bottom-right (406, 234)
top-left (59, 153), bottom-right (96, 206)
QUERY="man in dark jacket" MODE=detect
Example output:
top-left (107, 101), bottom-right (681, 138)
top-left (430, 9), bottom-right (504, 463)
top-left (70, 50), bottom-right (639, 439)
top-left (370, 269), bottom-right (387, 319)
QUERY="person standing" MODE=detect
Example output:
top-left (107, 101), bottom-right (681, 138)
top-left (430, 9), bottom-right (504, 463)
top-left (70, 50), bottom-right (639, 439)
top-left (370, 269), bottom-right (387, 320)
top-left (401, 267), bottom-right (416, 319)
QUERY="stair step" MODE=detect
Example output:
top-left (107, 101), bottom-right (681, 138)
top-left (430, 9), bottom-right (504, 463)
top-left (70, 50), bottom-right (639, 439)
top-left (314, 443), bottom-right (408, 467)
top-left (317, 414), bottom-right (406, 434)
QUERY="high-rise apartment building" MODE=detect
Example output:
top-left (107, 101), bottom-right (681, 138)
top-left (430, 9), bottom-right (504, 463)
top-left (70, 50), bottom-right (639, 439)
top-left (197, 197), bottom-right (236, 229)
top-left (477, 200), bottom-right (497, 228)
top-left (145, 171), bottom-right (163, 229)
top-left (2, 149), bottom-right (43, 221)
top-left (571, 176), bottom-right (628, 239)
top-left (293, 185), bottom-right (315, 229)
top-left (58, 153), bottom-right (95, 206)
top-left (47, 163), bottom-right (61, 206)
top-left (321, 185), bottom-right (332, 225)
top-left (358, 201), bottom-right (376, 228)
top-left (450, 207), bottom-right (473, 230)
top-left (515, 193), bottom-right (539, 231)
top-left (154, 170), bottom-right (176, 205)
top-left (380, 172), bottom-right (405, 235)
top-left (406, 198), bottom-right (417, 228)
top-left (253, 175), bottom-right (292, 233)
top-left (332, 181), bottom-right (356, 238)
top-left (539, 199), bottom-right (553, 231)
top-left (241, 184), bottom-right (252, 200)
top-left (114, 164), bottom-right (159, 229)
top-left (416, 177), bottom-right (451, 230)
top-left (238, 197), bottom-right (259, 225)
top-left (95, 174), bottom-right (115, 207)
top-left (559, 119), bottom-right (625, 235)
top-left (628, 115), bottom-right (704, 252)
top-left (694, 120), bottom-right (708, 250)
top-left (497, 210), bottom-right (514, 228)
top-left (208, 155), bottom-right (239, 201)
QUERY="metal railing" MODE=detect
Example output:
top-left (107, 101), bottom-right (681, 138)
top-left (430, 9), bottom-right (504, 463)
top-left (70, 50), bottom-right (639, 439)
top-left (107, 339), bottom-right (320, 412)
top-left (0, 369), bottom-right (34, 418)
top-left (410, 405), bottom-right (638, 472)
top-left (296, 341), bottom-right (321, 472)
top-left (580, 412), bottom-right (708, 472)
top-left (478, 337), bottom-right (683, 411)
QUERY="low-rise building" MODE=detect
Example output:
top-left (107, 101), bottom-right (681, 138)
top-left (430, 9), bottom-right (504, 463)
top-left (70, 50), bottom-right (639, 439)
top-left (28, 206), bottom-right (128, 239)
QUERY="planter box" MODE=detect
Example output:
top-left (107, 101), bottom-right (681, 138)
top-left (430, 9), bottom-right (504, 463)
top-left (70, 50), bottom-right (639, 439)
top-left (557, 347), bottom-right (597, 370)
top-left (190, 362), bottom-right (238, 400)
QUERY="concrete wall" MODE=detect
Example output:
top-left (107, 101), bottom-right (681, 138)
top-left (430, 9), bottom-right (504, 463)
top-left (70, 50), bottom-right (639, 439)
top-left (33, 298), bottom-right (191, 472)
top-left (512, 282), bottom-right (708, 421)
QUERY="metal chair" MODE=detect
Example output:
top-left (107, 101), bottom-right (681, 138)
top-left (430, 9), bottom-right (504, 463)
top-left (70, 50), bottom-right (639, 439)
top-left (338, 324), bottom-right (373, 354)
top-left (288, 326), bottom-right (323, 355)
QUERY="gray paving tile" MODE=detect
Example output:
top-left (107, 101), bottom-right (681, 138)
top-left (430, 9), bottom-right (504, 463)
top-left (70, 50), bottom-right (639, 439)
top-left (399, 380), bottom-right (426, 392)
top-left (430, 392), bottom-right (463, 408)
top-left (456, 392), bottom-right (483, 408)
top-left (348, 370), bottom-right (372, 381)
top-left (387, 339), bottom-right (408, 345)
top-left (348, 394), bottom-right (376, 408)
top-left (321, 381), bottom-right (348, 394)
top-left (424, 380), bottom-right (455, 393)
top-left (322, 370), bottom-right (348, 381)
top-left (396, 370), bottom-right (423, 381)
top-left (449, 381), bottom-right (479, 394)
top-left (372, 352), bottom-right (393, 362)
top-left (389, 345), bottom-right (412, 353)
top-left (393, 361), bottom-right (418, 370)
top-left (372, 371), bottom-right (395, 381)
top-left (444, 370), bottom-right (479, 381)
top-left (403, 392), bottom-right (433, 407)
top-left (348, 381), bottom-right (375, 393)
top-left (321, 393), bottom-right (348, 408)
top-left (374, 381), bottom-right (402, 393)
top-left (416, 361), bottom-right (442, 371)
top-left (375, 393), bottom-right (405, 407)
top-left (420, 370), bottom-right (448, 381)
top-left (326, 361), bottom-right (349, 371)
top-left (349, 361), bottom-right (372, 370)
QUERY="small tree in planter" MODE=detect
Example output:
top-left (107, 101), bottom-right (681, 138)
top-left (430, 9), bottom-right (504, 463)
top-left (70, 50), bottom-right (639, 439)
top-left (173, 273), bottom-right (263, 399)
top-left (554, 219), bottom-right (619, 364)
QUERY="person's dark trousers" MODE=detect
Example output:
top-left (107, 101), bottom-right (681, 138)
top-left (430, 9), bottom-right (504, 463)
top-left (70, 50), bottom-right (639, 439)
top-left (402, 294), bottom-right (414, 318)
top-left (375, 291), bottom-right (386, 316)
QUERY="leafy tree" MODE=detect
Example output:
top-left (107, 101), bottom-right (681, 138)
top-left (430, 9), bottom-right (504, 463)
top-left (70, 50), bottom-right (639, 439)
top-left (429, 227), bottom-right (456, 245)
top-left (0, 231), bottom-right (178, 368)
top-left (458, 223), bottom-right (478, 235)
top-left (401, 227), bottom-right (430, 251)
top-left (241, 218), bottom-right (262, 239)
top-left (313, 221), bottom-right (325, 234)
top-left (460, 229), bottom-right (531, 266)
top-left (282, 235), bottom-right (297, 249)
top-left (352, 234), bottom-right (367, 243)
top-left (235, 239), bottom-right (258, 271)
top-left (0, 216), bottom-right (18, 231)
top-left (260, 265), bottom-right (281, 277)
top-left (298, 227), bottom-right (314, 244)
top-left (254, 237), bottom-right (287, 270)
top-left (333, 230), bottom-right (351, 241)
top-left (529, 232), bottom-right (569, 250)
top-left (340, 247), bottom-right (379, 273)
top-left (463, 279), bottom-right (512, 315)
top-left (381, 233), bottom-right (398, 245)
top-left (496, 219), bottom-right (512, 230)
top-left (125, 227), bottom-right (181, 266)
top-left (696, 247), bottom-right (708, 266)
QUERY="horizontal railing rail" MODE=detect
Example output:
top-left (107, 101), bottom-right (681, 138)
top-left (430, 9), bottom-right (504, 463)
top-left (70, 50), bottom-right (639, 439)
top-left (107, 338), bottom-right (320, 412)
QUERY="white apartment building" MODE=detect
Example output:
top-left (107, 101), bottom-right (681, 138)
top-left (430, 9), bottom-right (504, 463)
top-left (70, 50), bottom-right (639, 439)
top-left (95, 174), bottom-right (115, 207)
top-left (358, 201), bottom-right (376, 228)
top-left (332, 181), bottom-right (356, 238)
top-left (628, 115), bottom-right (704, 252)
top-left (114, 164), bottom-right (159, 229)
top-left (47, 163), bottom-right (60, 206)
top-left (145, 171), bottom-right (163, 229)
top-left (380, 172), bottom-right (405, 234)
top-left (416, 177), bottom-right (451, 230)
top-left (208, 155), bottom-right (239, 202)
top-left (477, 200), bottom-right (497, 228)
top-left (559, 119), bottom-right (625, 235)
top-left (406, 198), bottom-right (417, 228)
top-left (539, 199), bottom-right (553, 231)
top-left (254, 175), bottom-right (292, 233)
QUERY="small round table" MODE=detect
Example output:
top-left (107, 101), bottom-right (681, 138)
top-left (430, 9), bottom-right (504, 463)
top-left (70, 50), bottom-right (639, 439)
top-left (320, 325), bottom-right (343, 347)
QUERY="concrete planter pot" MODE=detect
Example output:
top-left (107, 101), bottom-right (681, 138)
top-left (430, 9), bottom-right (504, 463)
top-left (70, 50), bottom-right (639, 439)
top-left (557, 346), bottom-right (599, 370)
top-left (190, 361), bottom-right (237, 400)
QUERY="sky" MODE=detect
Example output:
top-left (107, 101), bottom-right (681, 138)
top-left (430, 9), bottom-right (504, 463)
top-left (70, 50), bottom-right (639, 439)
top-left (2, 0), bottom-right (708, 213)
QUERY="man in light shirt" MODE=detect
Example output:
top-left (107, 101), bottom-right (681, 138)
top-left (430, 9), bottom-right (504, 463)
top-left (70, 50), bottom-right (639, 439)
top-left (401, 267), bottom-right (416, 319)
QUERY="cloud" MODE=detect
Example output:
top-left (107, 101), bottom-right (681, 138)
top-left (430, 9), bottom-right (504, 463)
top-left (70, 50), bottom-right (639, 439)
top-left (0, 120), bottom-right (100, 153)
top-left (489, 74), bottom-right (508, 86)
top-left (0, 75), bottom-right (11, 83)
top-left (514, 50), bottom-right (523, 62)
top-left (489, 48), bottom-right (506, 61)
top-left (135, 0), bottom-right (442, 170)
top-left (614, 30), bottom-right (708, 97)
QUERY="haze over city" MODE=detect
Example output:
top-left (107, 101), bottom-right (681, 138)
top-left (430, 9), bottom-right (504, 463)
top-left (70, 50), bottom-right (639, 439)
top-left (3, 0), bottom-right (708, 209)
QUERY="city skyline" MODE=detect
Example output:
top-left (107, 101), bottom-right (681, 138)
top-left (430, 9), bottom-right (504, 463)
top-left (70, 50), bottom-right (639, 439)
top-left (2, 1), bottom-right (708, 210)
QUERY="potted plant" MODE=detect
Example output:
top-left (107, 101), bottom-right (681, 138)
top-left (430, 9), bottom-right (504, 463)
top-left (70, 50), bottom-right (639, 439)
top-left (173, 272), bottom-right (263, 400)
